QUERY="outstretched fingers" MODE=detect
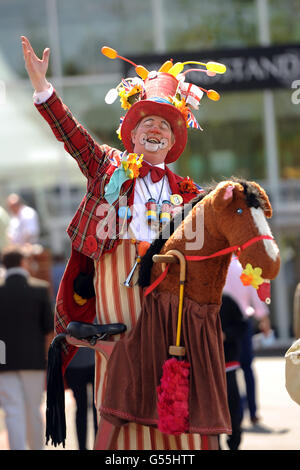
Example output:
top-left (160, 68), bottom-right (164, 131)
top-left (20, 35), bottom-right (50, 91)
top-left (42, 47), bottom-right (50, 67)
top-left (21, 36), bottom-right (38, 59)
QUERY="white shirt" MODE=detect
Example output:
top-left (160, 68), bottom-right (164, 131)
top-left (0, 206), bottom-right (10, 251)
top-left (125, 165), bottom-right (172, 242)
top-left (34, 85), bottom-right (173, 244)
top-left (8, 205), bottom-right (40, 245)
top-left (5, 267), bottom-right (29, 279)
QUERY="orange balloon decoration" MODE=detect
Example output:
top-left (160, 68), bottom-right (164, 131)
top-left (101, 46), bottom-right (118, 59)
top-left (101, 46), bottom-right (139, 68)
top-left (158, 60), bottom-right (173, 73)
top-left (207, 89), bottom-right (220, 101)
top-left (135, 65), bottom-right (149, 80)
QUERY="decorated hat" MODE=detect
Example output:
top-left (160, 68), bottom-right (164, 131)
top-left (101, 46), bottom-right (226, 164)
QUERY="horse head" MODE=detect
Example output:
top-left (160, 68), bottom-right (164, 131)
top-left (140, 178), bottom-right (280, 306)
top-left (208, 179), bottom-right (280, 282)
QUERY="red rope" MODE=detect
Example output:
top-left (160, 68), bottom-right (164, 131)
top-left (144, 235), bottom-right (273, 296)
top-left (144, 264), bottom-right (169, 297)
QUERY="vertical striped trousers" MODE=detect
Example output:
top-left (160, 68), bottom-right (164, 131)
top-left (93, 240), bottom-right (217, 450)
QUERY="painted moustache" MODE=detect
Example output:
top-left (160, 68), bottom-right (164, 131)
top-left (139, 133), bottom-right (169, 152)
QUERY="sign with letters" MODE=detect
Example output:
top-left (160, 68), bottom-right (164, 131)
top-left (123, 44), bottom-right (300, 92)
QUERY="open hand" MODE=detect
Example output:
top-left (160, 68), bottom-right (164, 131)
top-left (21, 35), bottom-right (50, 92)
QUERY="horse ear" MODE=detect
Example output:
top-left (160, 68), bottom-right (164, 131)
top-left (250, 181), bottom-right (273, 218)
top-left (211, 181), bottom-right (244, 211)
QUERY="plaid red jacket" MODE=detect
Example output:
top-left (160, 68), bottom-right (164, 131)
top-left (35, 91), bottom-right (203, 368)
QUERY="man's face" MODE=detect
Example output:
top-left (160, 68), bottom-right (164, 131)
top-left (7, 198), bottom-right (21, 215)
top-left (131, 115), bottom-right (175, 164)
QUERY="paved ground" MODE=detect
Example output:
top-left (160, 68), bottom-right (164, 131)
top-left (230, 355), bottom-right (300, 450)
top-left (1, 355), bottom-right (300, 451)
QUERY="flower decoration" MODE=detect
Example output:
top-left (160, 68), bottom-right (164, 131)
top-left (240, 263), bottom-right (264, 290)
top-left (116, 116), bottom-right (124, 140)
top-left (122, 153), bottom-right (144, 179)
top-left (116, 125), bottom-right (121, 140)
top-left (118, 81), bottom-right (144, 110)
top-left (104, 152), bottom-right (144, 205)
top-left (178, 176), bottom-right (199, 193)
top-left (172, 95), bottom-right (190, 126)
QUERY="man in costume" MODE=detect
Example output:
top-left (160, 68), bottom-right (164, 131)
top-left (21, 36), bottom-right (225, 449)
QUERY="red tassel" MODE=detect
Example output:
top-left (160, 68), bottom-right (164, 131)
top-left (157, 357), bottom-right (190, 435)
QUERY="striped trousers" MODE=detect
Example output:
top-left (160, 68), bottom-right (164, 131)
top-left (93, 240), bottom-right (216, 450)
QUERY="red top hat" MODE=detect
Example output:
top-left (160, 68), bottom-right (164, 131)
top-left (101, 46), bottom-right (226, 164)
top-left (121, 72), bottom-right (187, 164)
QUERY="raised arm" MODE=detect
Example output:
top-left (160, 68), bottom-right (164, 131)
top-left (21, 36), bottom-right (120, 179)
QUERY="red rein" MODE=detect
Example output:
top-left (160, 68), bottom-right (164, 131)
top-left (144, 235), bottom-right (274, 297)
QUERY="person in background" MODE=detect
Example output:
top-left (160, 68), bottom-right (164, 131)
top-left (0, 205), bottom-right (10, 254)
top-left (0, 246), bottom-right (53, 450)
top-left (51, 253), bottom-right (98, 450)
top-left (223, 256), bottom-right (271, 426)
top-left (293, 282), bottom-right (300, 339)
top-left (6, 193), bottom-right (40, 246)
top-left (219, 293), bottom-right (247, 450)
top-left (65, 348), bottom-right (98, 450)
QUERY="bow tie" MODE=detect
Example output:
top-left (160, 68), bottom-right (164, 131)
top-left (139, 161), bottom-right (167, 183)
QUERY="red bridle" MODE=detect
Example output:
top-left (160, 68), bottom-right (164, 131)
top-left (144, 234), bottom-right (274, 297)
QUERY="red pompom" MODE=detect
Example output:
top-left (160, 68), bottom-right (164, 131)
top-left (157, 357), bottom-right (190, 435)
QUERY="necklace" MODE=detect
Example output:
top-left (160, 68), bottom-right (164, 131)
top-left (138, 176), bottom-right (173, 227)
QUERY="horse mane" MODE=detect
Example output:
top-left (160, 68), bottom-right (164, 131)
top-left (138, 176), bottom-right (269, 288)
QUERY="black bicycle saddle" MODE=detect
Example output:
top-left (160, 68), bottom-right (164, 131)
top-left (66, 321), bottom-right (126, 343)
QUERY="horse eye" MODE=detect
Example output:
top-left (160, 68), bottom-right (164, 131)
top-left (236, 208), bottom-right (243, 214)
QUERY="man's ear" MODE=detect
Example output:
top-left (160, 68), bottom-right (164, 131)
top-left (169, 132), bottom-right (175, 150)
top-left (131, 129), bottom-right (136, 145)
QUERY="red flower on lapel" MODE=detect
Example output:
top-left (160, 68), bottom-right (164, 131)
top-left (178, 176), bottom-right (199, 193)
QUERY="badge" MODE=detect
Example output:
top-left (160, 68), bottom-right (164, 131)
top-left (170, 194), bottom-right (183, 206)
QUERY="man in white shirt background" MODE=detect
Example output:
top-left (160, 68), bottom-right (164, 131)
top-left (0, 205), bottom-right (10, 253)
top-left (6, 193), bottom-right (40, 246)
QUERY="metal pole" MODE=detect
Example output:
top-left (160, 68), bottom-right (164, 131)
top-left (152, 0), bottom-right (166, 53)
top-left (256, 0), bottom-right (290, 339)
top-left (45, 0), bottom-right (73, 231)
top-left (46, 0), bottom-right (63, 94)
top-left (256, 0), bottom-right (280, 207)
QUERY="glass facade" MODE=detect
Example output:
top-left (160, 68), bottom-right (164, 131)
top-left (0, 0), bottom-right (300, 338)
top-left (164, 0), bottom-right (258, 50)
top-left (178, 90), bottom-right (266, 183)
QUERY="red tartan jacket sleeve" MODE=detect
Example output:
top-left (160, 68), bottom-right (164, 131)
top-left (34, 90), bottom-right (121, 179)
